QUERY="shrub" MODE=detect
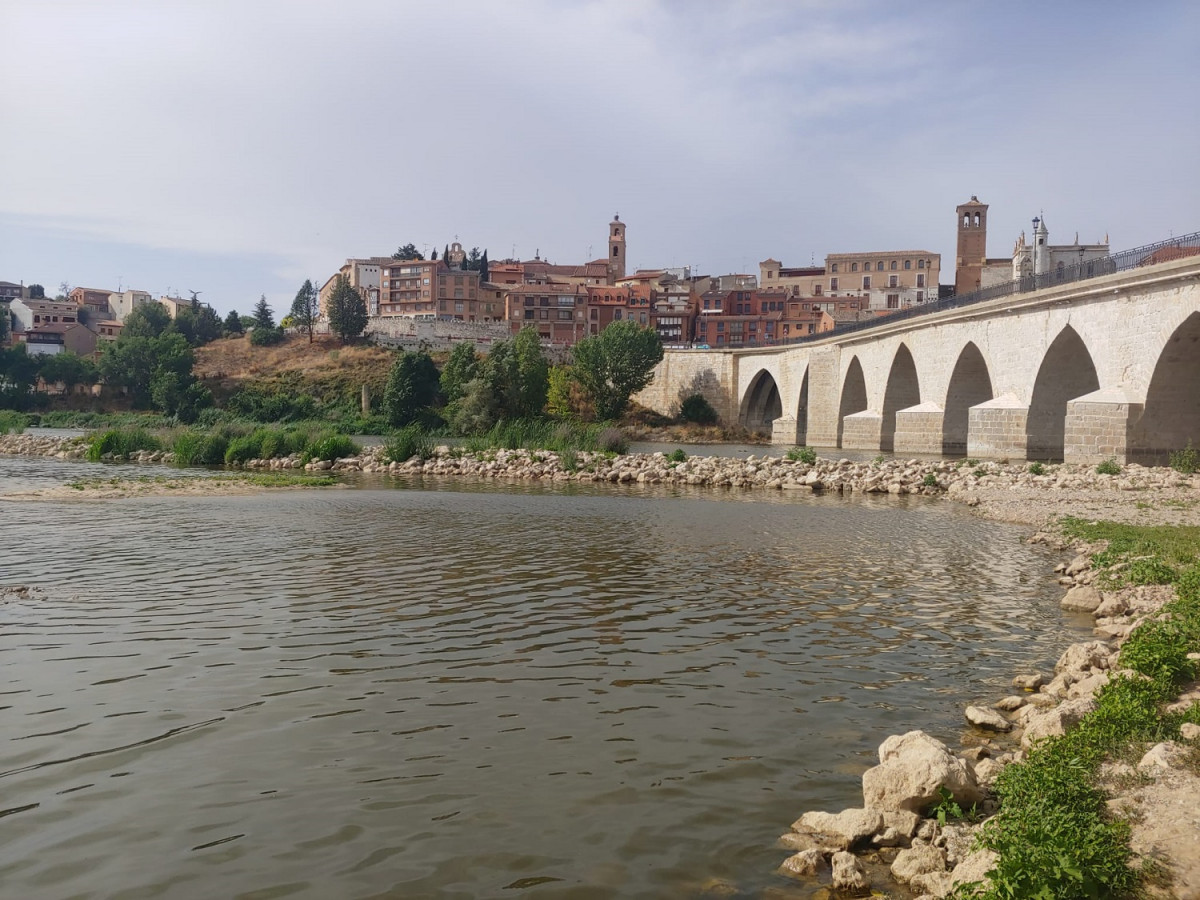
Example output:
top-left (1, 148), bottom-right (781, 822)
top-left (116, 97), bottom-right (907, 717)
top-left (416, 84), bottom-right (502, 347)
top-left (383, 425), bottom-right (433, 463)
top-left (249, 326), bottom-right (284, 346)
top-left (787, 446), bottom-right (817, 464)
top-left (1170, 442), bottom-right (1199, 475)
top-left (972, 466), bottom-right (988, 478)
top-left (922, 472), bottom-right (938, 487)
top-left (0, 411), bottom-right (31, 434)
top-left (559, 447), bottom-right (579, 472)
top-left (1096, 457), bottom-right (1122, 476)
top-left (678, 393), bottom-right (718, 425)
top-left (667, 448), bottom-right (687, 463)
top-left (597, 427), bottom-right (627, 454)
top-left (85, 427), bottom-right (162, 461)
top-left (172, 430), bottom-right (230, 466)
top-left (1028, 461), bottom-right (1045, 475)
top-left (302, 432), bottom-right (360, 463)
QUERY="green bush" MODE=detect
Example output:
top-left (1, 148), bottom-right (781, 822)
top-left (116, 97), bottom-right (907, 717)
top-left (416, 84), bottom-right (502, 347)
top-left (302, 432), bottom-right (360, 463)
top-left (922, 472), bottom-right (938, 487)
top-left (597, 427), bottom-right (627, 454)
top-left (1170, 442), bottom-right (1199, 475)
top-left (1028, 461), bottom-right (1045, 475)
top-left (0, 411), bottom-right (30, 434)
top-left (383, 425), bottom-right (433, 463)
top-left (85, 427), bottom-right (162, 461)
top-left (172, 430), bottom-right (230, 466)
top-left (249, 326), bottom-right (284, 346)
top-left (667, 448), bottom-right (687, 463)
top-left (678, 393), bottom-right (718, 425)
top-left (1096, 457), bottom-right (1122, 476)
top-left (787, 446), bottom-right (817, 464)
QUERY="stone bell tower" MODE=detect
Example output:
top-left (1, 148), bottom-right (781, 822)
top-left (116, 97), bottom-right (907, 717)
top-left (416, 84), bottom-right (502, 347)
top-left (955, 195), bottom-right (989, 295)
top-left (607, 214), bottom-right (626, 284)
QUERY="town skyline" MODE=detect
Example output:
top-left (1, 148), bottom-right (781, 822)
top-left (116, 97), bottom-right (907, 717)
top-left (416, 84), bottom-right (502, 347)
top-left (2, 1), bottom-right (1197, 317)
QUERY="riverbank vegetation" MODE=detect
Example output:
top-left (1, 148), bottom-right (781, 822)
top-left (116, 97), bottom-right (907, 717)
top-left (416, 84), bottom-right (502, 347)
top-left (957, 518), bottom-right (1200, 899)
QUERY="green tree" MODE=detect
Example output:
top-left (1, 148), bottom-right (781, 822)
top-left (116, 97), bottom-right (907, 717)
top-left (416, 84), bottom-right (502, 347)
top-left (383, 350), bottom-right (441, 427)
top-left (0, 344), bottom-right (39, 409)
top-left (224, 309), bottom-right (244, 334)
top-left (511, 326), bottom-right (549, 418)
top-left (38, 351), bottom-right (99, 393)
top-left (479, 249), bottom-right (489, 283)
top-left (443, 244), bottom-right (450, 265)
top-left (290, 279), bottom-right (319, 343)
top-left (326, 275), bottom-right (368, 342)
top-left (99, 332), bottom-right (195, 409)
top-left (252, 294), bottom-right (275, 330)
top-left (440, 342), bottom-right (479, 404)
top-left (393, 243), bottom-right (424, 261)
top-left (571, 321), bottom-right (664, 420)
top-left (28, 284), bottom-right (45, 299)
top-left (546, 365), bottom-right (577, 418)
top-left (121, 302), bottom-right (173, 339)
top-left (240, 315), bottom-right (257, 331)
top-left (450, 376), bottom-right (499, 435)
top-left (0, 304), bottom-right (9, 343)
top-left (465, 247), bottom-right (482, 271)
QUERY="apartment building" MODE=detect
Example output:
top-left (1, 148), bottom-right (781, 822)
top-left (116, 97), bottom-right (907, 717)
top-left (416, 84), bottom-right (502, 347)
top-left (761, 250), bottom-right (940, 311)
top-left (504, 282), bottom-right (588, 343)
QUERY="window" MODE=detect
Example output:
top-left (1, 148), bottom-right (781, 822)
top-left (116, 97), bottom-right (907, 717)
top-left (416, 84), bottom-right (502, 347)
top-left (524, 310), bottom-right (535, 319)
top-left (558, 310), bottom-right (572, 320)
top-left (540, 309), bottom-right (549, 319)
top-left (888, 275), bottom-right (898, 287)
top-left (831, 263), bottom-right (838, 273)
top-left (716, 321), bottom-right (724, 332)
top-left (916, 291), bottom-right (925, 302)
top-left (904, 260), bottom-right (912, 270)
top-left (887, 294), bottom-right (900, 309)
top-left (524, 297), bottom-right (534, 307)
top-left (877, 261), bottom-right (884, 271)
top-left (813, 284), bottom-right (822, 296)
top-left (851, 262), bottom-right (858, 272)
top-left (830, 277), bottom-right (838, 291)
top-left (918, 259), bottom-right (925, 269)
top-left (890, 260), bottom-right (898, 270)
top-left (862, 276), bottom-right (871, 289)
top-left (916, 274), bottom-right (925, 287)
top-left (766, 270), bottom-right (773, 279)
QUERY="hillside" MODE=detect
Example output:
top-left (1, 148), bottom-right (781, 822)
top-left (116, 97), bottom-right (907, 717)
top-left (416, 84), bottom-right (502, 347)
top-left (193, 334), bottom-right (396, 407)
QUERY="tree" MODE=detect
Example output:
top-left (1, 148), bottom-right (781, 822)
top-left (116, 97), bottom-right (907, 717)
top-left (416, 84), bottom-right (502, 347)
top-left (28, 284), bottom-right (45, 299)
top-left (121, 302), bottom-right (173, 339)
top-left (430, 248), bottom-right (438, 261)
top-left (383, 350), bottom-right (441, 427)
top-left (511, 326), bottom-right (549, 418)
top-left (252, 294), bottom-right (275, 330)
top-left (99, 331), bottom-right (194, 409)
top-left (38, 351), bottom-right (99, 393)
top-left (393, 243), bottom-right (424, 261)
top-left (466, 247), bottom-right (482, 271)
top-left (224, 309), bottom-right (244, 335)
top-left (450, 376), bottom-right (499, 435)
top-left (0, 344), bottom-right (39, 409)
top-left (440, 341), bottom-right (479, 404)
top-left (443, 244), bottom-right (450, 266)
top-left (0, 304), bottom-right (9, 343)
top-left (570, 321), bottom-right (664, 420)
top-left (290, 279), bottom-right (319, 343)
top-left (479, 249), bottom-right (489, 283)
top-left (56, 281), bottom-right (71, 301)
top-left (173, 306), bottom-right (222, 346)
top-left (326, 275), bottom-right (368, 342)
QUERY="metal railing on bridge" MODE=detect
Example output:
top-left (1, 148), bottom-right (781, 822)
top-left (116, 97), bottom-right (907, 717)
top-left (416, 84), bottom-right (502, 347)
top-left (771, 230), bottom-right (1200, 346)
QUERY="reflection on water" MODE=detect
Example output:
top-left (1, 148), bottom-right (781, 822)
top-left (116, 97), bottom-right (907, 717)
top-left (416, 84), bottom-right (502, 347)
top-left (0, 459), bottom-right (1083, 898)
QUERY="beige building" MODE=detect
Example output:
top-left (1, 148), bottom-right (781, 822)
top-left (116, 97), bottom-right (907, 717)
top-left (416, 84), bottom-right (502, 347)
top-left (107, 289), bottom-right (155, 323)
top-left (761, 250), bottom-right (940, 310)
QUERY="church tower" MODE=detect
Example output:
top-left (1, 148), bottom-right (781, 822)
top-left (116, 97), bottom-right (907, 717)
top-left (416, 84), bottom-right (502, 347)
top-left (955, 196), bottom-right (989, 295)
top-left (607, 214), bottom-right (626, 284)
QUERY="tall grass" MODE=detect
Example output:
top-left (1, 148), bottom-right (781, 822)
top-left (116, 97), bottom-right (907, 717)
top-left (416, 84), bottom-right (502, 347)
top-left (383, 425), bottom-right (434, 463)
top-left (465, 419), bottom-right (628, 454)
top-left (0, 411), bottom-right (30, 434)
top-left (85, 427), bottom-right (162, 461)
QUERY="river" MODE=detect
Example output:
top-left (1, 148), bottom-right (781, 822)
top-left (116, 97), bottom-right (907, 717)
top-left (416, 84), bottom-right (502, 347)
top-left (0, 456), bottom-right (1088, 898)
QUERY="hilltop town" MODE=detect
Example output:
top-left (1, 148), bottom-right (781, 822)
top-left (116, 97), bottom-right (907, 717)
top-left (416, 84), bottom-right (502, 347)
top-left (1, 198), bottom-right (1117, 360)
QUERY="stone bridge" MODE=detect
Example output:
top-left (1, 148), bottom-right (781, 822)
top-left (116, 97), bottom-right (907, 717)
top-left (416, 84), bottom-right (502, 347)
top-left (635, 254), bottom-right (1200, 464)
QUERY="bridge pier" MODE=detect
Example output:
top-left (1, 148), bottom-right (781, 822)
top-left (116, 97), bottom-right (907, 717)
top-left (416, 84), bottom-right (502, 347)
top-left (841, 410), bottom-right (884, 451)
top-left (968, 396), bottom-right (1029, 460)
top-left (771, 416), bottom-right (803, 445)
top-left (894, 402), bottom-right (947, 455)
top-left (1063, 389), bottom-right (1142, 465)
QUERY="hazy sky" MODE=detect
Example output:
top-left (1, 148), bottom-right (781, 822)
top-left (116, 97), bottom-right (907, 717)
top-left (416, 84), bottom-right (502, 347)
top-left (2, 1), bottom-right (1197, 316)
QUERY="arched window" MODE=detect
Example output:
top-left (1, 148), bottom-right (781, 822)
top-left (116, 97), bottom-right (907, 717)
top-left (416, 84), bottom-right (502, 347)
top-left (918, 259), bottom-right (925, 269)
top-left (851, 262), bottom-right (858, 272)
top-left (876, 261), bottom-right (884, 271)
top-left (890, 260), bottom-right (898, 270)
top-left (904, 259), bottom-right (911, 270)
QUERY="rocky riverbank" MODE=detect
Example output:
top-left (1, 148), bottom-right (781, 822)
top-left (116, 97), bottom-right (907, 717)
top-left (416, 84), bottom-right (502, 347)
top-left (6, 433), bottom-right (1197, 524)
top-left (773, 530), bottom-right (1200, 899)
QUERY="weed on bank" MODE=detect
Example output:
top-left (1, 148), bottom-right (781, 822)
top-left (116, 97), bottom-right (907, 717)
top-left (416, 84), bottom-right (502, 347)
top-left (957, 519), bottom-right (1200, 899)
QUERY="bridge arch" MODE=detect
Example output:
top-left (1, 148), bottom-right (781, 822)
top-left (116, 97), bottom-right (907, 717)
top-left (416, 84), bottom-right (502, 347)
top-left (795, 367), bottom-right (810, 445)
top-left (739, 369), bottom-right (782, 434)
top-left (1027, 325), bottom-right (1100, 460)
top-left (943, 342), bottom-right (993, 455)
top-left (881, 343), bottom-right (920, 452)
top-left (1131, 312), bottom-right (1200, 464)
top-left (837, 356), bottom-right (868, 447)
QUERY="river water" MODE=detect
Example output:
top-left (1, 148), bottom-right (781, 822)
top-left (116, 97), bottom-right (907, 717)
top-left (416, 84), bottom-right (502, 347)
top-left (0, 457), bottom-right (1086, 899)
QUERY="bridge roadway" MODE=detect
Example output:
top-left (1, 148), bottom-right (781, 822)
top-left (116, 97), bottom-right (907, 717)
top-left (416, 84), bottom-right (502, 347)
top-left (635, 255), bottom-right (1200, 464)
